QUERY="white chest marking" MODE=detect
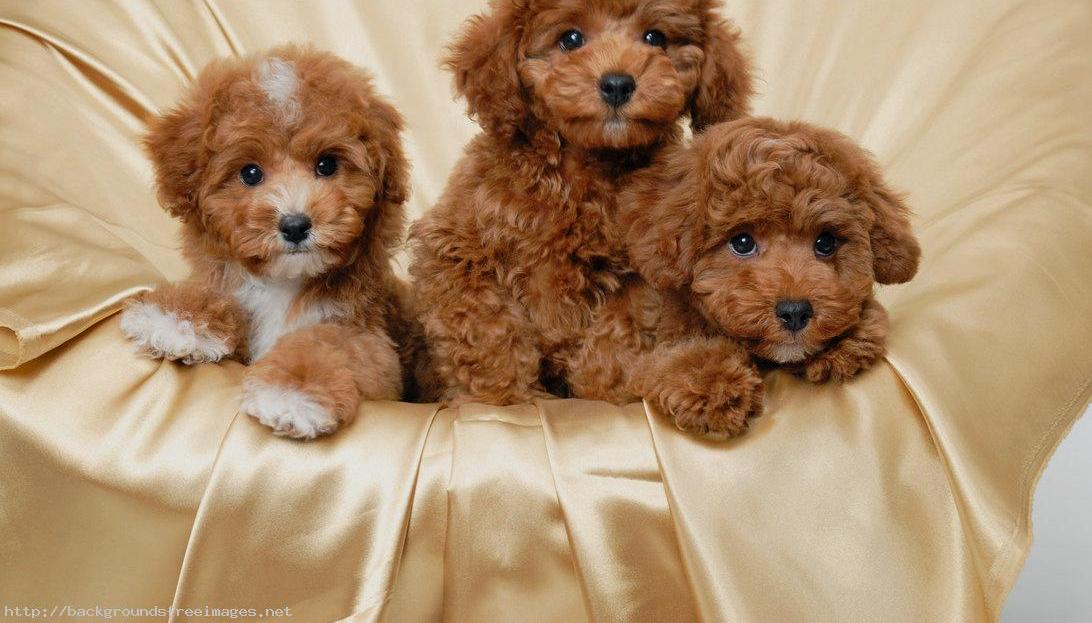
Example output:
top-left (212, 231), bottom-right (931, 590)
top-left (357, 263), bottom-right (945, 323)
top-left (235, 276), bottom-right (340, 361)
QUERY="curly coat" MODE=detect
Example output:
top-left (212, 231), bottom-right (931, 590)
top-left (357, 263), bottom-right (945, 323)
top-left (409, 0), bottom-right (753, 405)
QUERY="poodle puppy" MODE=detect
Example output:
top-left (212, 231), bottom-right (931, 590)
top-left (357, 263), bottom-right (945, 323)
top-left (409, 0), bottom-right (753, 405)
top-left (623, 117), bottom-right (921, 437)
top-left (119, 46), bottom-right (414, 439)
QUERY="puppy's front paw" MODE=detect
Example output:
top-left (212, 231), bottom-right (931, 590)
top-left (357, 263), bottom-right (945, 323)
top-left (119, 301), bottom-right (232, 364)
top-left (656, 381), bottom-right (763, 440)
top-left (801, 337), bottom-right (884, 383)
top-left (803, 298), bottom-right (889, 383)
top-left (645, 366), bottom-right (764, 440)
top-left (240, 380), bottom-right (339, 440)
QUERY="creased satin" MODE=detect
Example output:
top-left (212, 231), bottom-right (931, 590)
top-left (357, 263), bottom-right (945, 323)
top-left (1, 1), bottom-right (1090, 622)
top-left (170, 401), bottom-right (440, 620)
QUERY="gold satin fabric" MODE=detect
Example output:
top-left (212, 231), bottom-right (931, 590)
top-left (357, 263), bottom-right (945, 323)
top-left (1, 1), bottom-right (1090, 621)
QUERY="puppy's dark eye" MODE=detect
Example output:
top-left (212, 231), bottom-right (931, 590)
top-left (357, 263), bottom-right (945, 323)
top-left (559, 29), bottom-right (585, 51)
top-left (729, 232), bottom-right (758, 257)
top-left (315, 154), bottom-right (338, 177)
top-left (239, 164), bottom-right (263, 186)
top-left (643, 30), bottom-right (667, 48)
top-left (814, 232), bottom-right (839, 257)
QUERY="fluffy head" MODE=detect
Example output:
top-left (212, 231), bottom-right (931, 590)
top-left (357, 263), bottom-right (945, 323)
top-left (144, 45), bottom-right (409, 280)
top-left (625, 117), bottom-right (920, 363)
top-left (444, 0), bottom-right (752, 150)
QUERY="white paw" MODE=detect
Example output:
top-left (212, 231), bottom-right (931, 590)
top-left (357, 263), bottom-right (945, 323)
top-left (240, 380), bottom-right (338, 440)
top-left (119, 301), bottom-right (231, 364)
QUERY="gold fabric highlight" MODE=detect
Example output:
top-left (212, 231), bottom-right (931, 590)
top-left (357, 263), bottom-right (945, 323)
top-left (1, 1), bottom-right (1090, 621)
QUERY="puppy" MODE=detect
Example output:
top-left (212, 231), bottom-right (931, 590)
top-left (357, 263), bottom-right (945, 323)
top-left (409, 0), bottom-right (753, 405)
top-left (623, 117), bottom-right (921, 437)
top-left (119, 46), bottom-right (413, 439)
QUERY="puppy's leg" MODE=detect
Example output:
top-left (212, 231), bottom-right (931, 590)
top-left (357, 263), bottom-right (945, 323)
top-left (802, 296), bottom-right (889, 383)
top-left (241, 323), bottom-right (402, 440)
top-left (634, 337), bottom-right (764, 439)
top-left (429, 312), bottom-right (547, 407)
top-left (119, 281), bottom-right (245, 364)
top-left (414, 264), bottom-right (547, 406)
top-left (565, 281), bottom-right (659, 404)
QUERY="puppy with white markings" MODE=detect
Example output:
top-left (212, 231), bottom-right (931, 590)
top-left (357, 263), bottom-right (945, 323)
top-left (120, 46), bottom-right (417, 439)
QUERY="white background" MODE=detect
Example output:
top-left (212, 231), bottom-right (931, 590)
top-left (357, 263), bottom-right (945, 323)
top-left (1003, 404), bottom-right (1091, 621)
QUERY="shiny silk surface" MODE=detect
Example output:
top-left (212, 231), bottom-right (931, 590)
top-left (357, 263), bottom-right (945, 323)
top-left (1, 1), bottom-right (1090, 621)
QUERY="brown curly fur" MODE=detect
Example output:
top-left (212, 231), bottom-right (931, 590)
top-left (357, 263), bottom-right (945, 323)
top-left (119, 46), bottom-right (418, 439)
top-left (409, 0), bottom-right (753, 405)
top-left (623, 117), bottom-right (921, 436)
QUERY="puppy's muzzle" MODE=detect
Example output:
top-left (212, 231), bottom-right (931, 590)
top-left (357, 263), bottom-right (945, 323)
top-left (599, 73), bottom-right (636, 108)
top-left (279, 213), bottom-right (312, 245)
top-left (775, 299), bottom-right (813, 332)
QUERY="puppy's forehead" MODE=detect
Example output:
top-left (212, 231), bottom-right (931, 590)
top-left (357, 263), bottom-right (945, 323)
top-left (530, 0), bottom-right (703, 22)
top-left (256, 57), bottom-right (298, 104)
top-left (706, 134), bottom-right (852, 196)
top-left (253, 56), bottom-right (301, 124)
top-left (703, 146), bottom-right (870, 232)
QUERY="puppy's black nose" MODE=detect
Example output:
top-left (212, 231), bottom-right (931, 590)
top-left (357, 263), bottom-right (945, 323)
top-left (599, 73), bottom-right (636, 108)
top-left (775, 299), bottom-right (813, 332)
top-left (278, 214), bottom-right (312, 244)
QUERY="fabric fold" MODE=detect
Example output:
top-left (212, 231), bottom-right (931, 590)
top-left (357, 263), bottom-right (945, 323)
top-left (440, 403), bottom-right (586, 622)
top-left (0, 205), bottom-right (162, 370)
top-left (645, 365), bottom-right (990, 621)
top-left (0, 318), bottom-right (240, 613)
top-left (538, 399), bottom-right (699, 622)
top-left (168, 401), bottom-right (440, 622)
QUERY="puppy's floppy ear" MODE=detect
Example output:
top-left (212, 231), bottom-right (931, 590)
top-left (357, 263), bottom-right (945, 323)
top-left (622, 144), bottom-right (704, 289)
top-left (810, 124), bottom-right (920, 284)
top-left (359, 93), bottom-right (410, 252)
top-left (689, 4), bottom-right (753, 132)
top-left (142, 96), bottom-right (207, 219)
top-left (825, 129), bottom-right (919, 284)
top-left (363, 95), bottom-right (410, 207)
top-left (443, 0), bottom-right (528, 140)
top-left (861, 178), bottom-right (920, 284)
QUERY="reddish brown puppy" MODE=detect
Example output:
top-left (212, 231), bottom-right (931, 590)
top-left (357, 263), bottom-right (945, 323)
top-left (120, 46), bottom-right (415, 439)
top-left (410, 0), bottom-right (752, 405)
top-left (623, 117), bottom-right (921, 437)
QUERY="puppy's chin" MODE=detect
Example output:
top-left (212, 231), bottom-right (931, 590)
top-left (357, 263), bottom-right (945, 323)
top-left (763, 342), bottom-right (811, 364)
top-left (264, 250), bottom-right (335, 280)
top-left (557, 116), bottom-right (672, 150)
top-left (752, 337), bottom-right (821, 364)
